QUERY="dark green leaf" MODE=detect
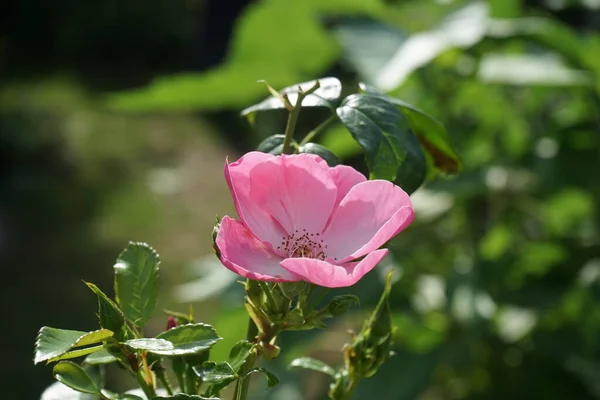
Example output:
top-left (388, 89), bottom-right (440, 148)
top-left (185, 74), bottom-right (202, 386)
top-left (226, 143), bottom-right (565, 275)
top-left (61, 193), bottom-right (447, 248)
top-left (336, 93), bottom-right (426, 193)
top-left (125, 323), bottom-right (221, 356)
top-left (34, 327), bottom-right (114, 364)
top-left (289, 357), bottom-right (337, 378)
top-left (241, 77), bottom-right (342, 123)
top-left (114, 242), bottom-right (160, 328)
top-left (359, 83), bottom-right (461, 174)
top-left (84, 281), bottom-right (127, 340)
top-left (245, 367), bottom-right (279, 389)
top-left (256, 134), bottom-right (297, 155)
top-left (298, 143), bottom-right (340, 166)
top-left (53, 361), bottom-right (101, 395)
top-left (193, 361), bottom-right (237, 383)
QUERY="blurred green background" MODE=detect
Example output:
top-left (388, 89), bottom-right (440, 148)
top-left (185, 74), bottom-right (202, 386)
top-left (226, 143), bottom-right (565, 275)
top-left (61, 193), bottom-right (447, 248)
top-left (2, 0), bottom-right (600, 399)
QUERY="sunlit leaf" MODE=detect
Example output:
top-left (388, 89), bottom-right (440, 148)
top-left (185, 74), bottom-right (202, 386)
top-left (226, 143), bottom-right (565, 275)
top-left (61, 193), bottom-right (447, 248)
top-left (241, 77), bottom-right (342, 123)
top-left (114, 242), bottom-right (160, 328)
top-left (34, 327), bottom-right (114, 364)
top-left (125, 323), bottom-right (221, 356)
top-left (289, 357), bottom-right (336, 378)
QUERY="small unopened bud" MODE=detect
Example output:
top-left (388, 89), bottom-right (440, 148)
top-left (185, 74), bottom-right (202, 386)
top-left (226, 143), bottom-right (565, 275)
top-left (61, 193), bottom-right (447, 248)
top-left (166, 316), bottom-right (178, 331)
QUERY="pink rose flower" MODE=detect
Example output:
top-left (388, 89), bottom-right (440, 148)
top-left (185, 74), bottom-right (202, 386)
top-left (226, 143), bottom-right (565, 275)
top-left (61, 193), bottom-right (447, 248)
top-left (215, 152), bottom-right (414, 288)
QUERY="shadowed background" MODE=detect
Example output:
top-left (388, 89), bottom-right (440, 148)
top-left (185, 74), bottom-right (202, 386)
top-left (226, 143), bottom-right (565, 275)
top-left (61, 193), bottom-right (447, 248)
top-left (1, 0), bottom-right (600, 399)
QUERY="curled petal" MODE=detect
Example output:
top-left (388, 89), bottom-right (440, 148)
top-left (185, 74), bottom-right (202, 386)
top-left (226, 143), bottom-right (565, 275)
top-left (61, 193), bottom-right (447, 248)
top-left (323, 180), bottom-right (414, 262)
top-left (216, 216), bottom-right (301, 282)
top-left (280, 249), bottom-right (389, 288)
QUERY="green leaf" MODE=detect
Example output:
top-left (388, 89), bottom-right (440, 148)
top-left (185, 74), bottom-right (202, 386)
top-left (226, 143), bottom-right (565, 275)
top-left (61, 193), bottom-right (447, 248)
top-left (48, 345), bottom-right (104, 363)
top-left (200, 340), bottom-right (255, 397)
top-left (84, 281), bottom-right (126, 340)
top-left (114, 242), bottom-right (160, 328)
top-left (228, 340), bottom-right (255, 373)
top-left (336, 93), bottom-right (426, 193)
top-left (241, 77), bottom-right (342, 123)
top-left (84, 347), bottom-right (119, 365)
top-left (193, 361), bottom-right (237, 383)
top-left (289, 357), bottom-right (337, 378)
top-left (34, 327), bottom-right (114, 364)
top-left (359, 83), bottom-right (461, 174)
top-left (298, 143), bottom-right (340, 166)
top-left (154, 395), bottom-right (220, 400)
top-left (125, 323), bottom-right (221, 356)
top-left (244, 367), bottom-right (279, 389)
top-left (53, 361), bottom-right (101, 395)
top-left (325, 294), bottom-right (360, 317)
top-left (256, 134), bottom-right (297, 155)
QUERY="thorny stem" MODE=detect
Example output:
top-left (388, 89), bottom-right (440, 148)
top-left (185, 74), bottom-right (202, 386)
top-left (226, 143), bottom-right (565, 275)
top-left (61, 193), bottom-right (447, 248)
top-left (299, 114), bottom-right (337, 146)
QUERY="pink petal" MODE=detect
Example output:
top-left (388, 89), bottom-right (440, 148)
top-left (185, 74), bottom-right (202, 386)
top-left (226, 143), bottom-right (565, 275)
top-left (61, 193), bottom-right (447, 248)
top-left (247, 154), bottom-right (337, 236)
top-left (225, 152), bottom-right (287, 248)
top-left (323, 180), bottom-right (414, 262)
top-left (330, 164), bottom-right (367, 206)
top-left (216, 216), bottom-right (301, 282)
top-left (280, 249), bottom-right (389, 288)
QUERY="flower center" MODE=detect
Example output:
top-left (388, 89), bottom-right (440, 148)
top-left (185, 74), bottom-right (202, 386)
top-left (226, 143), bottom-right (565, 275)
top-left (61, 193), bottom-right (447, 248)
top-left (277, 229), bottom-right (327, 260)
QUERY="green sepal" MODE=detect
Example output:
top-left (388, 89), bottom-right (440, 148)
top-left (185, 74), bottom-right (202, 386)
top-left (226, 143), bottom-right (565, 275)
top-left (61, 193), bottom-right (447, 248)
top-left (114, 242), bottom-right (160, 329)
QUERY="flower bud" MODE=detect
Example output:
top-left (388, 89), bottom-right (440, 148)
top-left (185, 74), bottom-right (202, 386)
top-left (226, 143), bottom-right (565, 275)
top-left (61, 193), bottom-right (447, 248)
top-left (344, 271), bottom-right (395, 379)
top-left (165, 316), bottom-right (178, 331)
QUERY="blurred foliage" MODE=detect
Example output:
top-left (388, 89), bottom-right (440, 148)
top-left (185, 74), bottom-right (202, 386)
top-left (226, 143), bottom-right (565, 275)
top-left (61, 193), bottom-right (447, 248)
top-left (3, 0), bottom-right (600, 399)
